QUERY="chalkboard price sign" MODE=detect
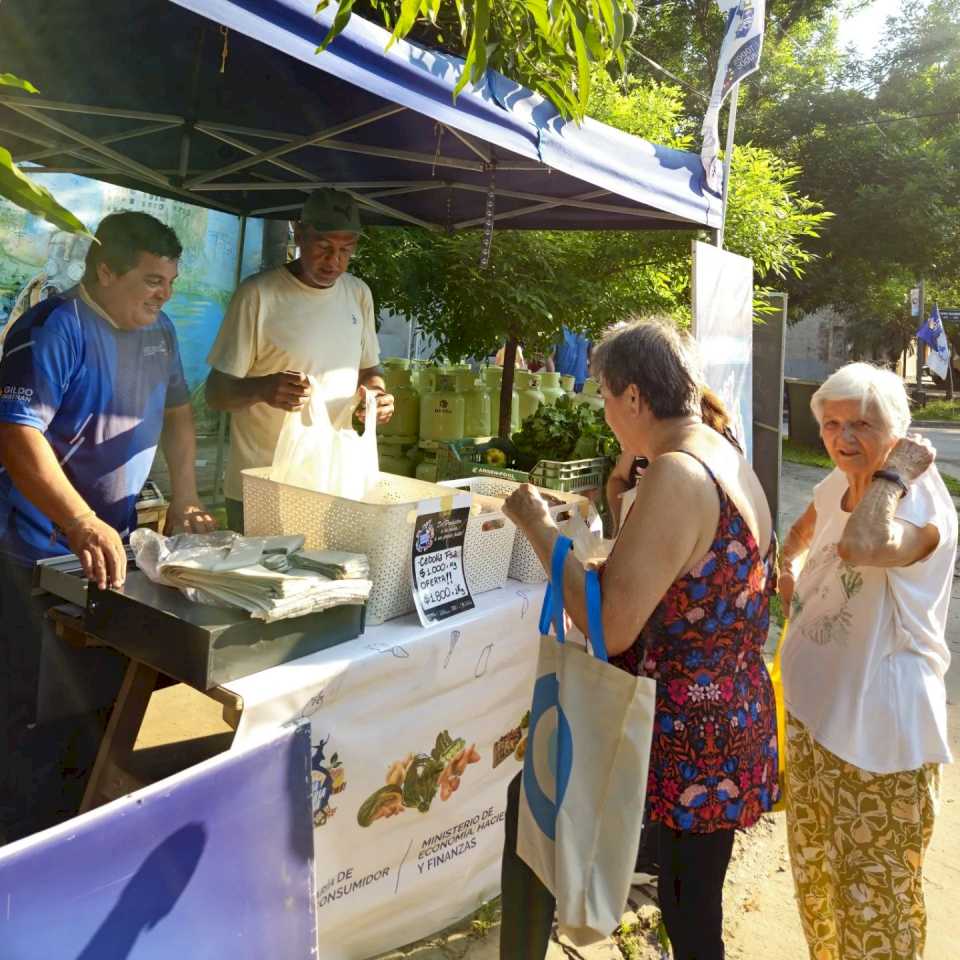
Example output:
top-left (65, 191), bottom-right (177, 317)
top-left (411, 496), bottom-right (475, 626)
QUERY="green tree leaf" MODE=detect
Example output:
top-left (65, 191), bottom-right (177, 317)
top-left (0, 146), bottom-right (92, 235)
top-left (321, 0), bottom-right (632, 118)
top-left (0, 73), bottom-right (39, 94)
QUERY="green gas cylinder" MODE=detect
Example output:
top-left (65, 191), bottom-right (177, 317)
top-left (484, 367), bottom-right (520, 434)
top-left (381, 358), bottom-right (409, 393)
top-left (578, 378), bottom-right (604, 411)
top-left (516, 370), bottom-right (545, 422)
top-left (419, 373), bottom-right (465, 441)
top-left (419, 364), bottom-right (440, 395)
top-left (378, 438), bottom-right (417, 477)
top-left (381, 368), bottom-right (419, 440)
top-left (455, 371), bottom-right (492, 437)
top-left (415, 447), bottom-right (440, 483)
top-left (538, 371), bottom-right (565, 406)
top-left (559, 373), bottom-right (576, 394)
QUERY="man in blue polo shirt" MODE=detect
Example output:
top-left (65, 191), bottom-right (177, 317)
top-left (0, 211), bottom-right (215, 840)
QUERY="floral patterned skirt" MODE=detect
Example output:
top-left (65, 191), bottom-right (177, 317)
top-left (785, 713), bottom-right (939, 960)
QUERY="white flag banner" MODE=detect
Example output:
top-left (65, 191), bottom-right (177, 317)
top-left (918, 304), bottom-right (950, 380)
top-left (700, 0), bottom-right (766, 194)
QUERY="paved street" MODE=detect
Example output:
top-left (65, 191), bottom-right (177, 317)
top-left (915, 425), bottom-right (960, 480)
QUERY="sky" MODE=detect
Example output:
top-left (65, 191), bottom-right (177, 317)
top-left (835, 0), bottom-right (905, 60)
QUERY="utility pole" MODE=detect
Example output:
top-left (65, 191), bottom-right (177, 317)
top-left (947, 309), bottom-right (955, 400)
top-left (916, 278), bottom-right (925, 388)
top-left (715, 83), bottom-right (740, 251)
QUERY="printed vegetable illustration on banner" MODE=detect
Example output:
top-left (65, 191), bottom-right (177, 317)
top-left (493, 711), bottom-right (530, 767)
top-left (357, 730), bottom-right (481, 827)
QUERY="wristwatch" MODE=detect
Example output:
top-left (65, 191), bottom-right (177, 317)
top-left (872, 469), bottom-right (908, 499)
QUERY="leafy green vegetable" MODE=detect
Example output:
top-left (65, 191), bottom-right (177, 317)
top-left (511, 395), bottom-right (619, 469)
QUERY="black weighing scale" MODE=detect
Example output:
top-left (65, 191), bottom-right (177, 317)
top-left (34, 549), bottom-right (365, 692)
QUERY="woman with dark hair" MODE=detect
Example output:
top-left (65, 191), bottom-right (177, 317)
top-left (607, 385), bottom-right (741, 533)
top-left (500, 318), bottom-right (778, 960)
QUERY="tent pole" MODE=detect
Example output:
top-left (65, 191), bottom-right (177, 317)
top-left (213, 214), bottom-right (247, 509)
top-left (499, 340), bottom-right (518, 438)
top-left (716, 82), bottom-right (740, 250)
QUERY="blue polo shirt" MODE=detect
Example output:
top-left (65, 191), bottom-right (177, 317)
top-left (0, 289), bottom-right (189, 564)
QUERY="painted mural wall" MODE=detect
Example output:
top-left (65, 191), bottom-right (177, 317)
top-left (0, 173), bottom-right (264, 393)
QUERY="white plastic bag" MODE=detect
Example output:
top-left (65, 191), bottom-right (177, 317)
top-left (564, 509), bottom-right (614, 565)
top-left (271, 379), bottom-right (379, 498)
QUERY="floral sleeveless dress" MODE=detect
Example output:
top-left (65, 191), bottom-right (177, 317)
top-left (609, 452), bottom-right (780, 832)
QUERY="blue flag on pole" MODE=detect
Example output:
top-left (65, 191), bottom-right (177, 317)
top-left (917, 304), bottom-right (950, 380)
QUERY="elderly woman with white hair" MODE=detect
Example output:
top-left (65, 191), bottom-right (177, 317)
top-left (779, 362), bottom-right (957, 960)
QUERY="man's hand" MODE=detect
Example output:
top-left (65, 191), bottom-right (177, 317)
top-left (259, 371), bottom-right (312, 411)
top-left (164, 498), bottom-right (218, 535)
top-left (357, 385), bottom-right (395, 424)
top-left (66, 515), bottom-right (127, 590)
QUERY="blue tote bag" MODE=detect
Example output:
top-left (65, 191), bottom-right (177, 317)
top-left (516, 536), bottom-right (656, 940)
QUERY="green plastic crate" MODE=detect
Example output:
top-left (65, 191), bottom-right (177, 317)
top-left (433, 439), bottom-right (524, 482)
top-left (529, 457), bottom-right (609, 494)
top-left (432, 440), bottom-right (610, 494)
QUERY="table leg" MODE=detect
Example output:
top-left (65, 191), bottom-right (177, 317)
top-left (80, 660), bottom-right (159, 813)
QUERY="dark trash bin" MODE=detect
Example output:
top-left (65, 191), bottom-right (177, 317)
top-left (784, 378), bottom-right (824, 449)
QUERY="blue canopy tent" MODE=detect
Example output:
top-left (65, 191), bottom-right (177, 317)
top-left (0, 0), bottom-right (720, 232)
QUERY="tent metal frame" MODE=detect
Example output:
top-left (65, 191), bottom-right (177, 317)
top-left (3, 93), bottom-right (692, 230)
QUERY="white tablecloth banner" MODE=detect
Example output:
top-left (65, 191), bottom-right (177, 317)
top-left (225, 583), bottom-right (546, 960)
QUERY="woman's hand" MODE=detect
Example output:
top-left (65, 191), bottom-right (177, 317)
top-left (885, 434), bottom-right (936, 483)
top-left (610, 449), bottom-right (637, 484)
top-left (503, 483), bottom-right (554, 533)
top-left (778, 568), bottom-right (795, 612)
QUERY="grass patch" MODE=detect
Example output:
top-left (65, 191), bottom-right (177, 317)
top-left (782, 438), bottom-right (832, 470)
top-left (615, 914), bottom-right (671, 960)
top-left (782, 439), bottom-right (960, 500)
top-left (469, 899), bottom-right (501, 939)
top-left (769, 594), bottom-right (785, 630)
top-left (912, 400), bottom-right (960, 422)
top-left (941, 473), bottom-right (960, 499)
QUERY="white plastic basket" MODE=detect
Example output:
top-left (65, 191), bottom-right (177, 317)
top-left (439, 476), bottom-right (593, 583)
top-left (242, 469), bottom-right (516, 625)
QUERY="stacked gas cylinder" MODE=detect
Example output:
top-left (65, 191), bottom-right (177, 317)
top-left (377, 357), bottom-right (603, 480)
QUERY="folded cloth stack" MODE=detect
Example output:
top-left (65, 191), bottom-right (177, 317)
top-left (289, 549), bottom-right (370, 580)
top-left (130, 529), bottom-right (371, 622)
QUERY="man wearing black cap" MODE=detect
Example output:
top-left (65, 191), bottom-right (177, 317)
top-left (205, 189), bottom-right (394, 531)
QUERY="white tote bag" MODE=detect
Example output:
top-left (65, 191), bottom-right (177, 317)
top-left (270, 379), bottom-right (379, 498)
top-left (517, 536), bottom-right (656, 941)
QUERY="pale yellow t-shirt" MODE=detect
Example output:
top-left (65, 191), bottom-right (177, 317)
top-left (207, 266), bottom-right (380, 500)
